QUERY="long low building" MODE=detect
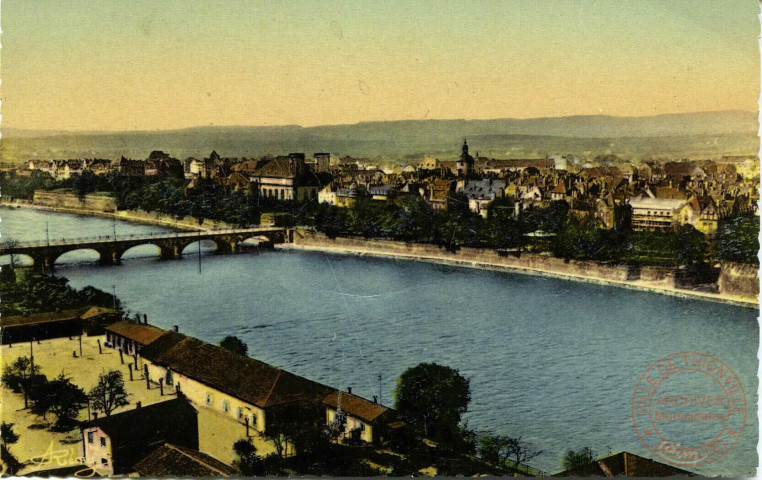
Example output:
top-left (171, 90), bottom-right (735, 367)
top-left (101, 321), bottom-right (399, 456)
top-left (1, 307), bottom-right (118, 345)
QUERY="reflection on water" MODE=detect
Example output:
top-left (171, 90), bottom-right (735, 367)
top-left (2, 207), bottom-right (758, 475)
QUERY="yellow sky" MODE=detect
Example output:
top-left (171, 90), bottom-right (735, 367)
top-left (2, 1), bottom-right (759, 131)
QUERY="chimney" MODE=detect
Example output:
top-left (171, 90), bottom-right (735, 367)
top-left (173, 325), bottom-right (179, 332)
top-left (347, 387), bottom-right (352, 395)
top-left (143, 314), bottom-right (148, 324)
top-left (372, 395), bottom-right (378, 404)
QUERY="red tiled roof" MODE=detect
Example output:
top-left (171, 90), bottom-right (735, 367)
top-left (322, 391), bottom-right (389, 423)
top-left (133, 443), bottom-right (236, 477)
top-left (1, 307), bottom-right (114, 328)
top-left (105, 320), bottom-right (166, 346)
top-left (140, 333), bottom-right (331, 408)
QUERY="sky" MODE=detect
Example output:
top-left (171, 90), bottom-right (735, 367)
top-left (1, 0), bottom-right (759, 131)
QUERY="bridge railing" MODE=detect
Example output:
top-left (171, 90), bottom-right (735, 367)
top-left (0, 226), bottom-right (286, 249)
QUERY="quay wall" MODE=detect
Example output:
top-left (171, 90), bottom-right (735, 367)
top-left (32, 190), bottom-right (117, 213)
top-left (289, 230), bottom-right (757, 307)
top-left (719, 262), bottom-right (760, 300)
top-left (292, 230), bottom-right (631, 281)
top-left (1, 196), bottom-right (235, 231)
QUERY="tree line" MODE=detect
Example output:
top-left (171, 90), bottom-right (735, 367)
top-left (2, 171), bottom-right (757, 266)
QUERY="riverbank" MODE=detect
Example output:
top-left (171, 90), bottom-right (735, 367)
top-left (4, 201), bottom-right (757, 307)
top-left (282, 230), bottom-right (759, 308)
top-left (0, 199), bottom-right (234, 231)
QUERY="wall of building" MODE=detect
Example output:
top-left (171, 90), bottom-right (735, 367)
top-left (80, 426), bottom-right (114, 475)
top-left (718, 262), bottom-right (759, 300)
top-left (138, 360), bottom-right (276, 464)
top-left (33, 190), bottom-right (117, 213)
top-left (142, 360), bottom-right (267, 433)
top-left (326, 407), bottom-right (373, 443)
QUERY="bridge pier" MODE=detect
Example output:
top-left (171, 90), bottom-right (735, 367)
top-left (31, 253), bottom-right (53, 273)
top-left (97, 248), bottom-right (121, 266)
top-left (159, 245), bottom-right (183, 261)
top-left (216, 240), bottom-right (237, 255)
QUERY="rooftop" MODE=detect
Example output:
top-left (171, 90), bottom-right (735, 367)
top-left (133, 443), bottom-right (236, 477)
top-left (104, 320), bottom-right (167, 346)
top-left (1, 307), bottom-right (115, 328)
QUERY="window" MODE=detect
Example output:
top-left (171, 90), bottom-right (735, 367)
top-left (100, 437), bottom-right (106, 447)
top-left (206, 392), bottom-right (213, 405)
top-left (101, 458), bottom-right (108, 466)
top-left (222, 400), bottom-right (230, 413)
top-left (87, 432), bottom-right (93, 444)
top-left (237, 407), bottom-right (244, 419)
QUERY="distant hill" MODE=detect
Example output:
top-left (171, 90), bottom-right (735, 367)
top-left (1, 110), bottom-right (757, 163)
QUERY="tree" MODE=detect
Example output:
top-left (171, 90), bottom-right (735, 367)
top-left (219, 336), bottom-right (248, 356)
top-left (562, 447), bottom-right (597, 472)
top-left (232, 439), bottom-right (265, 476)
top-left (673, 225), bottom-right (707, 266)
top-left (46, 374), bottom-right (88, 430)
top-left (505, 436), bottom-right (543, 470)
top-left (717, 216), bottom-right (759, 264)
top-left (478, 432), bottom-right (512, 466)
top-left (2, 356), bottom-right (42, 409)
top-left (264, 402), bottom-right (338, 459)
top-left (89, 370), bottom-right (130, 418)
top-left (394, 363), bottom-right (471, 442)
top-left (2, 237), bottom-right (19, 270)
top-left (0, 423), bottom-right (19, 449)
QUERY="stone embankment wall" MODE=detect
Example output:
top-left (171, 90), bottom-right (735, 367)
top-left (639, 266), bottom-right (677, 288)
top-left (719, 262), bottom-right (759, 300)
top-left (290, 230), bottom-right (758, 306)
top-left (32, 190), bottom-right (117, 213)
top-left (292, 230), bottom-right (632, 282)
top-left (2, 195), bottom-right (235, 231)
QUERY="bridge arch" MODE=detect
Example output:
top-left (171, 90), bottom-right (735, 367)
top-left (181, 239), bottom-right (219, 256)
top-left (53, 248), bottom-right (102, 266)
top-left (0, 253), bottom-right (35, 267)
top-left (120, 243), bottom-right (166, 261)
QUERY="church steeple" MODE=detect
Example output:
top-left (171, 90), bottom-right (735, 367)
top-left (456, 138), bottom-right (474, 178)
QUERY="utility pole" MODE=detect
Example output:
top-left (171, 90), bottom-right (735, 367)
top-left (378, 373), bottom-right (382, 406)
top-left (112, 284), bottom-right (117, 312)
top-left (197, 230), bottom-right (202, 274)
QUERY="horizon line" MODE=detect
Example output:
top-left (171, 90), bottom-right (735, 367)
top-left (2, 109), bottom-right (756, 137)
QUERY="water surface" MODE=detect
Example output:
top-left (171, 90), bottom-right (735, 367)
top-left (3, 207), bottom-right (758, 475)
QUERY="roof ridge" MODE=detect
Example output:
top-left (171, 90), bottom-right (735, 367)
top-left (262, 369), bottom-right (283, 406)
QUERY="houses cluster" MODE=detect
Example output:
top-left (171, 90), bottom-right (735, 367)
top-left (80, 320), bottom-right (397, 475)
top-left (22, 142), bottom-right (760, 235)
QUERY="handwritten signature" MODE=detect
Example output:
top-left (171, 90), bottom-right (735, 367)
top-left (29, 442), bottom-right (96, 477)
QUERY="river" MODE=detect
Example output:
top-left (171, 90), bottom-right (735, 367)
top-left (2, 207), bottom-right (758, 476)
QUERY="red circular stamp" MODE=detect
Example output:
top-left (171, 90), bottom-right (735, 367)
top-left (631, 352), bottom-right (747, 468)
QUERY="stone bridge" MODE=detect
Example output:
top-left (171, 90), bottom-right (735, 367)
top-left (0, 227), bottom-right (293, 271)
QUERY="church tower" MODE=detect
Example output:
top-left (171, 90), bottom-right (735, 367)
top-left (456, 139), bottom-right (474, 178)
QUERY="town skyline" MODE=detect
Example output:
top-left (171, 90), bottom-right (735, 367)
top-left (3, 1), bottom-right (759, 132)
